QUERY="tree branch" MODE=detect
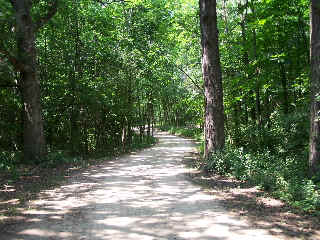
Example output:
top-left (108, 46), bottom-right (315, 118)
top-left (133, 45), bottom-right (203, 94)
top-left (174, 64), bottom-right (203, 93)
top-left (35, 0), bottom-right (59, 31)
top-left (96, 0), bottom-right (126, 7)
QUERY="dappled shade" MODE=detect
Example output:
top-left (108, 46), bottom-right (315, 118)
top-left (2, 133), bottom-right (282, 240)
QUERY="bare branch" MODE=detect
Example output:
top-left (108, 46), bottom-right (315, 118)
top-left (175, 64), bottom-right (203, 93)
top-left (96, 0), bottom-right (126, 7)
top-left (137, 47), bottom-right (203, 94)
top-left (35, 0), bottom-right (59, 31)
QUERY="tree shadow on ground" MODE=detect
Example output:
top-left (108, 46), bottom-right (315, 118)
top-left (184, 154), bottom-right (320, 240)
top-left (2, 132), bottom-right (319, 240)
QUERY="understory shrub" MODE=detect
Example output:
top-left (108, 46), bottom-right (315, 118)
top-left (204, 145), bottom-right (320, 212)
top-left (229, 110), bottom-right (309, 155)
top-left (0, 151), bottom-right (21, 171)
top-left (159, 125), bottom-right (203, 141)
top-left (130, 134), bottom-right (157, 150)
top-left (0, 132), bottom-right (157, 171)
top-left (43, 132), bottom-right (157, 168)
top-left (42, 151), bottom-right (83, 168)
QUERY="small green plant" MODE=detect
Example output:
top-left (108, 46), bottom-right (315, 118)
top-left (203, 144), bottom-right (319, 212)
top-left (42, 151), bottom-right (82, 168)
top-left (0, 151), bottom-right (21, 179)
top-left (130, 133), bottom-right (157, 150)
top-left (161, 125), bottom-right (203, 141)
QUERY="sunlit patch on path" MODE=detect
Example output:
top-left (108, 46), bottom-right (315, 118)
top-left (2, 132), bottom-right (282, 240)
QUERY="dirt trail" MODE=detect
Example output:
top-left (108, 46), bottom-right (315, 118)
top-left (2, 132), bottom-right (284, 240)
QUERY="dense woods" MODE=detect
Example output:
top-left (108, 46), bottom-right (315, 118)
top-left (0, 0), bottom-right (319, 212)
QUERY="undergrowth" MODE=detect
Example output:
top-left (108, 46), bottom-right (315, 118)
top-left (0, 132), bottom-right (157, 219)
top-left (161, 121), bottom-right (320, 214)
top-left (159, 125), bottom-right (203, 141)
top-left (0, 133), bottom-right (156, 175)
top-left (204, 147), bottom-right (320, 213)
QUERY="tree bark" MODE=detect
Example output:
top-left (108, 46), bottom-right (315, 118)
top-left (6, 0), bottom-right (59, 162)
top-left (279, 62), bottom-right (289, 115)
top-left (10, 1), bottom-right (44, 162)
top-left (251, 1), bottom-right (262, 128)
top-left (70, 3), bottom-right (81, 155)
top-left (199, 0), bottom-right (225, 159)
top-left (309, 0), bottom-right (320, 176)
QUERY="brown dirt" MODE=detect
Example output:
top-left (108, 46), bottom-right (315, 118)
top-left (0, 132), bottom-right (319, 240)
top-left (183, 153), bottom-right (320, 240)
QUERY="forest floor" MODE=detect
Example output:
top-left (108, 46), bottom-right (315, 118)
top-left (0, 132), bottom-right (319, 240)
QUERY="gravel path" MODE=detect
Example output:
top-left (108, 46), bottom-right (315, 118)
top-left (2, 132), bottom-right (282, 240)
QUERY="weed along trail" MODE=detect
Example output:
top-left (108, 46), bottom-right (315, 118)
top-left (3, 132), bottom-right (283, 240)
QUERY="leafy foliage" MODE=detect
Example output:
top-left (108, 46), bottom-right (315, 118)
top-left (0, 0), bottom-right (317, 214)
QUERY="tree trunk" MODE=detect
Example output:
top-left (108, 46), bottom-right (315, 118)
top-left (240, 2), bottom-right (257, 123)
top-left (200, 0), bottom-right (225, 159)
top-left (264, 91), bottom-right (272, 129)
top-left (70, 4), bottom-right (81, 155)
top-left (126, 78), bottom-right (133, 146)
top-left (298, 8), bottom-right (310, 65)
top-left (252, 28), bottom-right (262, 127)
top-left (7, 0), bottom-right (58, 162)
top-left (309, 0), bottom-right (320, 176)
top-left (251, 1), bottom-right (262, 127)
top-left (147, 102), bottom-right (152, 137)
top-left (232, 101), bottom-right (241, 145)
top-left (12, 1), bottom-right (46, 162)
top-left (280, 62), bottom-right (289, 115)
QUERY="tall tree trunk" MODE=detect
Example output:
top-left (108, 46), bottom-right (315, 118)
top-left (252, 30), bottom-right (262, 127)
top-left (298, 8), bottom-right (310, 65)
top-left (222, 0), bottom-right (229, 34)
top-left (12, 1), bottom-right (44, 162)
top-left (127, 77), bottom-right (134, 146)
top-left (7, 0), bottom-right (58, 162)
top-left (70, 3), bottom-right (81, 155)
top-left (251, 1), bottom-right (262, 127)
top-left (240, 0), bottom-right (257, 123)
top-left (309, 0), bottom-right (320, 176)
top-left (264, 91), bottom-right (272, 129)
top-left (147, 102), bottom-right (152, 137)
top-left (233, 101), bottom-right (241, 145)
top-left (280, 62), bottom-right (289, 115)
top-left (200, 0), bottom-right (225, 159)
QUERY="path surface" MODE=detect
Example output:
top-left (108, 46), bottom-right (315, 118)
top-left (2, 132), bottom-right (282, 240)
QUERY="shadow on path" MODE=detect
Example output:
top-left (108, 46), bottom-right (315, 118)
top-left (1, 132), bottom-right (315, 240)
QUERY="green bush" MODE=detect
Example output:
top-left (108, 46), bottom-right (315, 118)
top-left (161, 126), bottom-right (203, 141)
top-left (203, 145), bottom-right (319, 212)
top-left (42, 151), bottom-right (83, 168)
top-left (0, 151), bottom-right (21, 171)
top-left (131, 133), bottom-right (157, 150)
top-left (228, 109), bottom-right (309, 155)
